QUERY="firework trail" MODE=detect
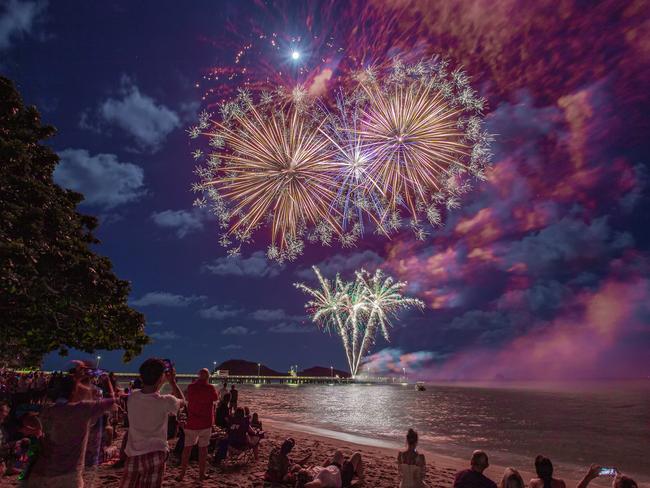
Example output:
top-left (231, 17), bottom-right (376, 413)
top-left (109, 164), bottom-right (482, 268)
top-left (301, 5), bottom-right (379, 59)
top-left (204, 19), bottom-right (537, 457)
top-left (295, 266), bottom-right (423, 376)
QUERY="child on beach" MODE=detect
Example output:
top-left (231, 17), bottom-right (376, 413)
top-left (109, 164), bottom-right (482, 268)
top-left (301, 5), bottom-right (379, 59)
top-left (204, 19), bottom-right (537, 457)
top-left (120, 358), bottom-right (185, 488)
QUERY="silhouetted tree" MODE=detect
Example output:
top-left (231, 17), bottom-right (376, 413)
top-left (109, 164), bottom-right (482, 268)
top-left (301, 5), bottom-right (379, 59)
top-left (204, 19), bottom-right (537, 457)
top-left (0, 77), bottom-right (148, 367)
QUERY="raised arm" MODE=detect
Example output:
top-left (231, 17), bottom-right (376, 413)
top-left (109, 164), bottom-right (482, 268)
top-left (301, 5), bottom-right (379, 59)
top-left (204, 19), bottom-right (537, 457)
top-left (166, 368), bottom-right (185, 404)
top-left (577, 465), bottom-right (601, 488)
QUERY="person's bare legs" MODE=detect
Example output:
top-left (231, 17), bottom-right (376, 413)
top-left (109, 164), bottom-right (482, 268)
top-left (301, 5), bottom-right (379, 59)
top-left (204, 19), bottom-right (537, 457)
top-left (198, 446), bottom-right (209, 480)
top-left (177, 445), bottom-right (192, 481)
top-left (350, 451), bottom-right (364, 479)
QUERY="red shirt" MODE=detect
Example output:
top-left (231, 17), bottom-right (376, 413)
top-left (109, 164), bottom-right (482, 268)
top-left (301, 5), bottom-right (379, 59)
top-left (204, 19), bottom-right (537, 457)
top-left (185, 381), bottom-right (219, 430)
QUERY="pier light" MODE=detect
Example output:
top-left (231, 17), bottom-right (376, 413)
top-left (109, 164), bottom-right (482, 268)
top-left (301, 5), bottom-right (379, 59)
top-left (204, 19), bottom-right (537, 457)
top-left (96, 355), bottom-right (101, 368)
top-left (257, 362), bottom-right (261, 377)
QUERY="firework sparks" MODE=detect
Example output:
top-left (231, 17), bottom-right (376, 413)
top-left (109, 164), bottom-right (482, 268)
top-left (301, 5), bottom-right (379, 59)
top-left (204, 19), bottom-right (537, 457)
top-left (191, 59), bottom-right (491, 260)
top-left (346, 61), bottom-right (492, 228)
top-left (318, 96), bottom-right (388, 234)
top-left (198, 101), bottom-right (343, 260)
top-left (351, 268), bottom-right (424, 374)
top-left (295, 266), bottom-right (423, 376)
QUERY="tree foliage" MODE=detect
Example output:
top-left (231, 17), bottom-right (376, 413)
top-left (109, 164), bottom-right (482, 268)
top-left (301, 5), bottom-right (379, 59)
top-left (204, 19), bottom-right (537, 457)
top-left (0, 77), bottom-right (148, 367)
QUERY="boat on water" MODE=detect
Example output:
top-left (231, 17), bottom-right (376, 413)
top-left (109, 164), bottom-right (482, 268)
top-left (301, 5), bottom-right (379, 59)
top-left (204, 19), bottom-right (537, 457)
top-left (415, 382), bottom-right (426, 391)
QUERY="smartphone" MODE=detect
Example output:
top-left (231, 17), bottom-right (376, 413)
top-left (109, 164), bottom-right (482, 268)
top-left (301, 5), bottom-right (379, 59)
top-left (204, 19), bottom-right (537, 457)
top-left (598, 468), bottom-right (617, 477)
top-left (162, 359), bottom-right (174, 372)
top-left (88, 368), bottom-right (106, 378)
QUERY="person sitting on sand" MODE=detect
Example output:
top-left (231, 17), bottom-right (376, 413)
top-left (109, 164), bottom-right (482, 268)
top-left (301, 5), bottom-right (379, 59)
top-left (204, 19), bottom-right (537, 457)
top-left (398, 428), bottom-right (427, 487)
top-left (530, 455), bottom-right (566, 488)
top-left (454, 450), bottom-right (498, 488)
top-left (500, 468), bottom-right (525, 488)
top-left (251, 412), bottom-right (262, 430)
top-left (265, 437), bottom-right (312, 484)
top-left (296, 450), bottom-right (364, 488)
top-left (215, 392), bottom-right (230, 429)
top-left (228, 407), bottom-right (260, 459)
top-left (576, 464), bottom-right (637, 488)
top-left (177, 368), bottom-right (219, 483)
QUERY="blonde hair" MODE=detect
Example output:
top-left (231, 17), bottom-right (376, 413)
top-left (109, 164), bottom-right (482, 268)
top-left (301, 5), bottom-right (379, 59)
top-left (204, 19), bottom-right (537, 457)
top-left (501, 468), bottom-right (525, 488)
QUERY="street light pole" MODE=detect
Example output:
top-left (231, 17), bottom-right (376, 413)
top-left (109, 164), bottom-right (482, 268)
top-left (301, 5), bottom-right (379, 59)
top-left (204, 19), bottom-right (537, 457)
top-left (330, 365), bottom-right (333, 378)
top-left (96, 356), bottom-right (101, 369)
top-left (403, 367), bottom-right (406, 380)
top-left (257, 363), bottom-right (261, 377)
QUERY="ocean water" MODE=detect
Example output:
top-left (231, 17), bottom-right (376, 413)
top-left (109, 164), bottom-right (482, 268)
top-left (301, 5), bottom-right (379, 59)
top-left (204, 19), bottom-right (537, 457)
top-left (220, 380), bottom-right (650, 484)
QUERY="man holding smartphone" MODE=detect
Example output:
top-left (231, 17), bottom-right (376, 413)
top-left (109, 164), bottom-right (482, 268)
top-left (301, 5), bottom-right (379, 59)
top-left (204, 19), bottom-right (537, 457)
top-left (121, 358), bottom-right (185, 488)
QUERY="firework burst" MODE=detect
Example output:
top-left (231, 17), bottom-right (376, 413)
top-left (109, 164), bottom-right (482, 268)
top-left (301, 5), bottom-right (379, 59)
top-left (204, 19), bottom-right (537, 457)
top-left (196, 100), bottom-right (344, 260)
top-left (191, 59), bottom-right (492, 260)
top-left (295, 266), bottom-right (423, 376)
top-left (342, 60), bottom-right (492, 233)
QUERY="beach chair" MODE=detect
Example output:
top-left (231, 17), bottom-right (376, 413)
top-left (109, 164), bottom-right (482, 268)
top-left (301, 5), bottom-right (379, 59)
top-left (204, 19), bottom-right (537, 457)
top-left (224, 443), bottom-right (255, 466)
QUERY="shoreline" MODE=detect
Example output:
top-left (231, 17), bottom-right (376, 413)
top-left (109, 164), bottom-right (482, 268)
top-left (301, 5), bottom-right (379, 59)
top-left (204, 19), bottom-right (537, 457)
top-left (0, 417), bottom-right (620, 488)
top-left (263, 418), bottom-right (597, 488)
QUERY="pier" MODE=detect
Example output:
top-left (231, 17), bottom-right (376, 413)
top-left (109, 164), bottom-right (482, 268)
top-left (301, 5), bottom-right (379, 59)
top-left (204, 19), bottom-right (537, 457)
top-left (111, 372), bottom-right (402, 385)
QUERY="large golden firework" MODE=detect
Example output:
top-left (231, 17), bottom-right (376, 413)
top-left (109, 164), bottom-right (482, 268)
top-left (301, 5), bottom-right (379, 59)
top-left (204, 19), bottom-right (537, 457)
top-left (355, 79), bottom-right (470, 221)
top-left (201, 103), bottom-right (341, 257)
top-left (191, 59), bottom-right (492, 260)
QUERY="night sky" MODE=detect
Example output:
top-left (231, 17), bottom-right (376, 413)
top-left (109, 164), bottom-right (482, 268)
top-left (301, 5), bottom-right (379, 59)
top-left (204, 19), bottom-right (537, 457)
top-left (3, 0), bottom-right (650, 379)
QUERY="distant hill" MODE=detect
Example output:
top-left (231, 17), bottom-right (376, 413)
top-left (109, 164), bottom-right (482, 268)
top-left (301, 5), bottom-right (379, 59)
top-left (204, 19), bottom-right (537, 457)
top-left (215, 360), bottom-right (351, 378)
top-left (216, 359), bottom-right (282, 376)
top-left (300, 366), bottom-right (351, 378)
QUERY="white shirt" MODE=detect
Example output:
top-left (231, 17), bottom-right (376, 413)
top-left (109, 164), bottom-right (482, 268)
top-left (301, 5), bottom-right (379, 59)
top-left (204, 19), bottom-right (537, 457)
top-left (125, 390), bottom-right (183, 456)
top-left (312, 465), bottom-right (342, 488)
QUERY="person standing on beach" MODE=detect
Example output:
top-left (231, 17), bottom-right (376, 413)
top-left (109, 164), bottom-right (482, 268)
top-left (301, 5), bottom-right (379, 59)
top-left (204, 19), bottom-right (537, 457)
top-left (23, 373), bottom-right (116, 487)
top-left (120, 358), bottom-right (184, 488)
top-left (229, 384), bottom-right (238, 414)
top-left (177, 368), bottom-right (219, 482)
top-left (453, 450), bottom-right (498, 488)
top-left (218, 382), bottom-right (228, 402)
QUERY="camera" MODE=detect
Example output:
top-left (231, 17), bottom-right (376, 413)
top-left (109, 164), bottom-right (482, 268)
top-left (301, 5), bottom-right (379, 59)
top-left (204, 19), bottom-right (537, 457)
top-left (162, 359), bottom-right (174, 372)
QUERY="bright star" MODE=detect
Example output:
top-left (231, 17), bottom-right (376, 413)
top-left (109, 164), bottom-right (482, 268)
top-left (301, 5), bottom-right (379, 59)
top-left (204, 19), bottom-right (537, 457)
top-left (291, 50), bottom-right (301, 60)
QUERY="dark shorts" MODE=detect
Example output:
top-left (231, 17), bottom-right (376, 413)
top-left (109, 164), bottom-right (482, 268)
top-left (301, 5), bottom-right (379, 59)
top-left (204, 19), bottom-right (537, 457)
top-left (341, 461), bottom-right (355, 487)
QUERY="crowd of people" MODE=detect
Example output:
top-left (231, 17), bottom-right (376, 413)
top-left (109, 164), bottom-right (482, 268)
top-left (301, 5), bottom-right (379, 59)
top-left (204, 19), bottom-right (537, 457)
top-left (0, 363), bottom-right (642, 488)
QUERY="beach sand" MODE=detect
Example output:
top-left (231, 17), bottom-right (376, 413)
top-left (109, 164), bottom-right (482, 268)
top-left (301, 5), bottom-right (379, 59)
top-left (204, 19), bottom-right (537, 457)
top-left (0, 419), bottom-right (458, 487)
top-left (0, 418), bottom-right (592, 488)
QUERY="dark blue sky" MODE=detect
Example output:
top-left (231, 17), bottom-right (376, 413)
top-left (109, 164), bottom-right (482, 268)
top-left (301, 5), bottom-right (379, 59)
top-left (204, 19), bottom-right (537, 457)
top-left (3, 0), bottom-right (649, 378)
